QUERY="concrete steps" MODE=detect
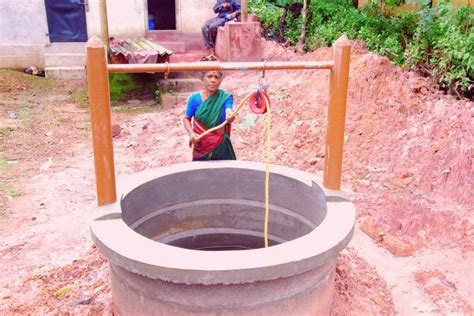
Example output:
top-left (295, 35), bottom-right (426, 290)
top-left (44, 42), bottom-right (86, 80)
top-left (44, 66), bottom-right (86, 80)
top-left (158, 77), bottom-right (201, 109)
top-left (159, 78), bottom-right (202, 93)
top-left (161, 92), bottom-right (189, 109)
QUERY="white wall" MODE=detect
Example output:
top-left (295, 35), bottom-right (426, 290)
top-left (176, 0), bottom-right (216, 33)
top-left (87, 0), bottom-right (147, 39)
top-left (0, 0), bottom-right (217, 68)
top-left (0, 0), bottom-right (49, 68)
top-left (0, 0), bottom-right (50, 44)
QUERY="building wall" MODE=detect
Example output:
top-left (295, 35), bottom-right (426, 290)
top-left (0, 0), bottom-right (229, 69)
top-left (176, 0), bottom-right (216, 33)
top-left (86, 0), bottom-right (217, 36)
top-left (87, 0), bottom-right (147, 39)
top-left (0, 0), bottom-right (49, 68)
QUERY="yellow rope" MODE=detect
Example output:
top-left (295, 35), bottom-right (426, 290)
top-left (262, 93), bottom-right (271, 248)
top-left (190, 92), bottom-right (272, 248)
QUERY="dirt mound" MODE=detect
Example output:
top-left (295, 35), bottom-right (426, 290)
top-left (9, 247), bottom-right (112, 315)
top-left (0, 70), bottom-right (31, 94)
top-left (250, 39), bottom-right (474, 257)
top-left (415, 270), bottom-right (474, 314)
top-left (1, 39), bottom-right (472, 314)
top-left (332, 248), bottom-right (395, 315)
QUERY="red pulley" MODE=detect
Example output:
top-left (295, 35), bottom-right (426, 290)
top-left (248, 91), bottom-right (270, 114)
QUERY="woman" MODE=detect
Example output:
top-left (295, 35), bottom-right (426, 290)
top-left (183, 70), bottom-right (236, 161)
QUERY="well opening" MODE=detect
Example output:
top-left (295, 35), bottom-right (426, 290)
top-left (120, 167), bottom-right (327, 251)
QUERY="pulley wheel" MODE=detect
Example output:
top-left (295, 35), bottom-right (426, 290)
top-left (248, 91), bottom-right (269, 114)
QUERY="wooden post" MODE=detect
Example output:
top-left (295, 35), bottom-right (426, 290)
top-left (241, 0), bottom-right (248, 22)
top-left (323, 35), bottom-right (351, 190)
top-left (99, 0), bottom-right (109, 50)
top-left (86, 36), bottom-right (116, 206)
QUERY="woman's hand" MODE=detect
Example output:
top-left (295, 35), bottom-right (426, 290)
top-left (189, 132), bottom-right (198, 144)
top-left (183, 116), bottom-right (197, 145)
top-left (227, 115), bottom-right (235, 124)
top-left (226, 109), bottom-right (235, 123)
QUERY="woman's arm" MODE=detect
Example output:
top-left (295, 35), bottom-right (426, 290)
top-left (225, 109), bottom-right (235, 123)
top-left (224, 95), bottom-right (235, 123)
top-left (183, 116), bottom-right (197, 144)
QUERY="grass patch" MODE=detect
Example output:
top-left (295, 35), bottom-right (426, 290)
top-left (0, 157), bottom-right (8, 171)
top-left (0, 69), bottom-right (53, 95)
top-left (72, 74), bottom-right (161, 108)
top-left (18, 104), bottom-right (34, 131)
top-left (0, 182), bottom-right (21, 198)
top-left (109, 73), bottom-right (158, 102)
top-left (23, 73), bottom-right (54, 92)
top-left (72, 89), bottom-right (89, 109)
top-left (0, 127), bottom-right (13, 141)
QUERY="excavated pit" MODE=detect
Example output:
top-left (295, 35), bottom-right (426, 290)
top-left (91, 161), bottom-right (355, 315)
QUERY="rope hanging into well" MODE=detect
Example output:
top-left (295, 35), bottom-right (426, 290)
top-left (191, 91), bottom-right (272, 248)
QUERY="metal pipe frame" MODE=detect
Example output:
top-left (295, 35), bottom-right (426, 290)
top-left (86, 35), bottom-right (351, 205)
top-left (108, 61), bottom-right (334, 73)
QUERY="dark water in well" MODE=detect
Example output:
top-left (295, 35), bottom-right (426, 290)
top-left (165, 233), bottom-right (281, 251)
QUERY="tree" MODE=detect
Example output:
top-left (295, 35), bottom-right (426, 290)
top-left (270, 0), bottom-right (304, 41)
top-left (295, 0), bottom-right (309, 53)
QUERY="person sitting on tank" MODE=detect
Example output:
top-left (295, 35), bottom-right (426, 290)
top-left (202, 0), bottom-right (241, 58)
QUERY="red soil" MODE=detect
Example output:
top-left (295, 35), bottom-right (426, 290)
top-left (0, 39), bottom-right (472, 315)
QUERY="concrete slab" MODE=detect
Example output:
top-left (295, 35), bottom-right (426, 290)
top-left (45, 66), bottom-right (86, 80)
top-left (215, 22), bottom-right (262, 62)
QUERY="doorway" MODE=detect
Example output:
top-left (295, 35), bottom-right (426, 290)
top-left (45, 0), bottom-right (88, 42)
top-left (148, 0), bottom-right (176, 30)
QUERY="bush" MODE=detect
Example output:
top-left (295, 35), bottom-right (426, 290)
top-left (249, 0), bottom-right (283, 39)
top-left (406, 0), bottom-right (473, 97)
top-left (109, 73), bottom-right (158, 103)
top-left (250, 0), bottom-right (473, 99)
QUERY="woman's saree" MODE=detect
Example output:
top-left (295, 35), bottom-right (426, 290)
top-left (192, 89), bottom-right (236, 160)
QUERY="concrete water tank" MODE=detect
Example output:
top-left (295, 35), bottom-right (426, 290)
top-left (91, 161), bottom-right (355, 315)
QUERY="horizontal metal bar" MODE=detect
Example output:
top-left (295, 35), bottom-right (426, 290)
top-left (107, 60), bottom-right (334, 73)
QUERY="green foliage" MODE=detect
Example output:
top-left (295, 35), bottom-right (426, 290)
top-left (0, 182), bottom-right (21, 198)
top-left (284, 13), bottom-right (302, 44)
top-left (249, 0), bottom-right (284, 37)
top-left (250, 0), bottom-right (473, 99)
top-left (406, 0), bottom-right (473, 97)
top-left (72, 89), bottom-right (89, 109)
top-left (108, 73), bottom-right (158, 102)
top-left (272, 0), bottom-right (302, 6)
top-left (0, 127), bottom-right (13, 141)
top-left (0, 157), bottom-right (8, 171)
top-left (109, 73), bottom-right (140, 101)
